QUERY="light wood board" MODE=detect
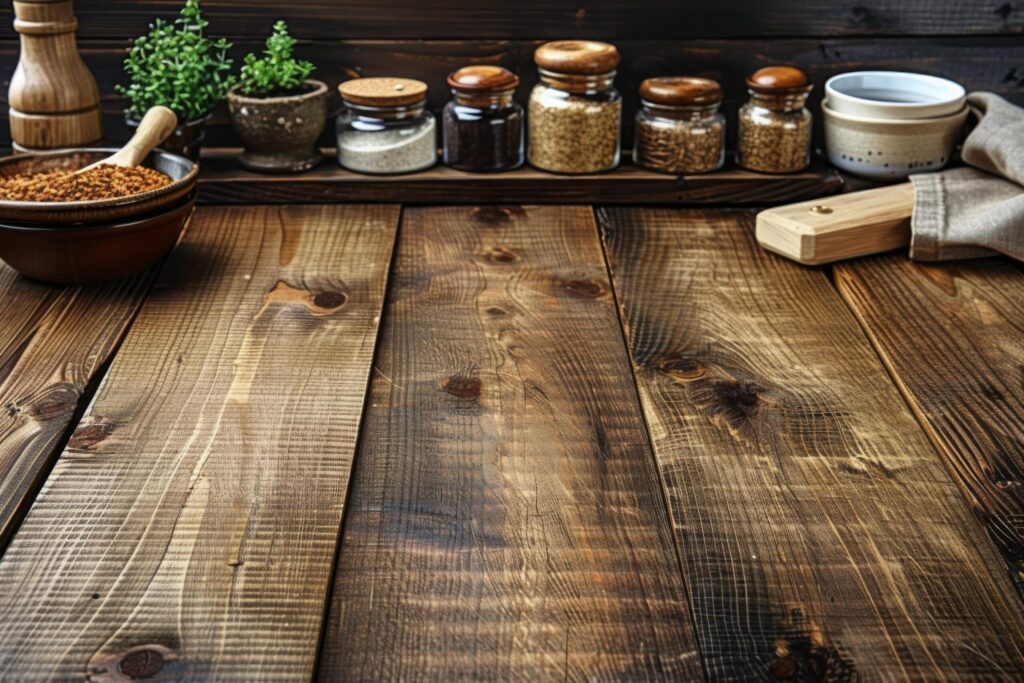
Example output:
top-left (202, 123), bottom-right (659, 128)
top-left (0, 264), bottom-right (156, 550)
top-left (600, 207), bottom-right (1024, 679)
top-left (319, 205), bottom-right (702, 681)
top-left (837, 255), bottom-right (1024, 598)
top-left (0, 205), bottom-right (398, 681)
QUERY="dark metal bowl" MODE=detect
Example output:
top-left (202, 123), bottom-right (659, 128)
top-left (0, 191), bottom-right (196, 284)
top-left (0, 148), bottom-right (198, 225)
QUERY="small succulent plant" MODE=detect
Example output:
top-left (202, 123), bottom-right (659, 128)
top-left (117, 0), bottom-right (235, 122)
top-left (238, 21), bottom-right (316, 97)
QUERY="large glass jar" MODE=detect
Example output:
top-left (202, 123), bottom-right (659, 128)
top-left (737, 66), bottom-right (813, 173)
top-left (633, 76), bottom-right (725, 174)
top-left (443, 66), bottom-right (524, 172)
top-left (527, 40), bottom-right (622, 174)
top-left (336, 77), bottom-right (437, 175)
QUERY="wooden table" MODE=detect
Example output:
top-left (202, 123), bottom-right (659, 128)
top-left (1, 164), bottom-right (1023, 681)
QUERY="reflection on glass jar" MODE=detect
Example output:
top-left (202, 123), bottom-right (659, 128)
top-left (443, 65), bottom-right (524, 172)
top-left (336, 77), bottom-right (437, 175)
top-left (737, 66), bottom-right (813, 174)
top-left (527, 41), bottom-right (622, 174)
top-left (633, 76), bottom-right (725, 174)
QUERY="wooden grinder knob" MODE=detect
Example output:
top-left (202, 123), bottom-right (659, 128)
top-left (9, 0), bottom-right (103, 151)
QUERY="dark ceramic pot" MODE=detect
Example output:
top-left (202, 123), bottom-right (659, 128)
top-left (227, 79), bottom-right (328, 173)
top-left (126, 112), bottom-right (208, 163)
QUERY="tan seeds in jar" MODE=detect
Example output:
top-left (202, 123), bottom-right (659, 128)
top-left (527, 40), bottom-right (622, 174)
top-left (634, 76), bottom-right (725, 174)
top-left (737, 66), bottom-right (814, 173)
top-left (528, 93), bottom-right (621, 173)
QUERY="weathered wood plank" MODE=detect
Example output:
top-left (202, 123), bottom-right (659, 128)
top-left (599, 208), bottom-right (1024, 679)
top-left (1, 37), bottom-right (1021, 149)
top-left (0, 267), bottom-right (156, 550)
top-left (0, 205), bottom-right (398, 681)
top-left (835, 256), bottom-right (1024, 597)
top-left (198, 154), bottom-right (842, 206)
top-left (319, 205), bottom-right (702, 681)
top-left (0, 0), bottom-right (1018, 40)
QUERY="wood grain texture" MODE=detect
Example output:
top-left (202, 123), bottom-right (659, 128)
top-left (1, 36), bottom-right (1021, 149)
top-left (0, 204), bottom-right (398, 681)
top-left (599, 208), bottom-right (1024, 680)
top-left (198, 154), bottom-right (842, 206)
top-left (0, 0), bottom-right (1019, 39)
top-left (836, 255), bottom-right (1024, 597)
top-left (319, 205), bottom-right (701, 681)
top-left (0, 266), bottom-right (155, 550)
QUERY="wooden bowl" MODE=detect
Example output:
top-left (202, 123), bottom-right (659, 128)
top-left (0, 148), bottom-right (197, 225)
top-left (0, 191), bottom-right (195, 284)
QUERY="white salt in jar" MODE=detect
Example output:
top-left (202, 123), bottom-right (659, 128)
top-left (336, 77), bottom-right (437, 174)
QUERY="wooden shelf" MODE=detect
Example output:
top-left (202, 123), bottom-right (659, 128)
top-left (197, 149), bottom-right (843, 206)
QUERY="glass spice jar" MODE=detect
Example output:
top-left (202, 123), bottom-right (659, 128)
top-left (633, 76), bottom-right (725, 174)
top-left (528, 40), bottom-right (622, 174)
top-left (336, 77), bottom-right (437, 175)
top-left (737, 66), bottom-right (813, 173)
top-left (443, 66), bottom-right (524, 172)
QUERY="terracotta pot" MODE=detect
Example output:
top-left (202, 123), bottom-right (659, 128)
top-left (227, 79), bottom-right (328, 173)
top-left (126, 112), bottom-right (208, 163)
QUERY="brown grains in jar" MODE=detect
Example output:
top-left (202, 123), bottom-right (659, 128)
top-left (527, 40), bottom-right (623, 174)
top-left (736, 66), bottom-right (813, 173)
top-left (633, 76), bottom-right (725, 174)
top-left (0, 164), bottom-right (172, 202)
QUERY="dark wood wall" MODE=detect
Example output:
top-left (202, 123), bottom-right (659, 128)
top-left (1, 1), bottom-right (1022, 148)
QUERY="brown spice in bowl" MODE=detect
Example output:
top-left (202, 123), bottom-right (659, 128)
top-left (0, 164), bottom-right (172, 202)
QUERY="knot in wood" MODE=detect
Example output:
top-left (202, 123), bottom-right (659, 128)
top-left (27, 382), bottom-right (79, 420)
top-left (560, 278), bottom-right (606, 299)
top-left (68, 420), bottom-right (115, 451)
top-left (655, 355), bottom-right (706, 381)
top-left (119, 648), bottom-right (165, 679)
top-left (769, 656), bottom-right (796, 680)
top-left (485, 245), bottom-right (520, 263)
top-left (313, 290), bottom-right (348, 309)
top-left (471, 206), bottom-right (524, 224)
top-left (442, 376), bottom-right (481, 399)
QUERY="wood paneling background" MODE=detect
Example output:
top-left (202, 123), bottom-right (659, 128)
top-left (0, 2), bottom-right (1021, 148)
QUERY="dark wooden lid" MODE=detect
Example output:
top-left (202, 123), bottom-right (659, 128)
top-left (447, 66), bottom-right (519, 93)
top-left (534, 41), bottom-right (620, 75)
top-left (640, 77), bottom-right (722, 106)
top-left (746, 66), bottom-right (812, 94)
top-left (338, 77), bottom-right (428, 106)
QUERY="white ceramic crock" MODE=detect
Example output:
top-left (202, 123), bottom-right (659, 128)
top-left (825, 71), bottom-right (965, 120)
top-left (822, 100), bottom-right (968, 180)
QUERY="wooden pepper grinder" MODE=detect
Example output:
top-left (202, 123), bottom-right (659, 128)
top-left (8, 0), bottom-right (103, 151)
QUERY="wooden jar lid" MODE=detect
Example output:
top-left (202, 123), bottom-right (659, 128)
top-left (534, 40), bottom-right (620, 75)
top-left (746, 66), bottom-right (812, 94)
top-left (338, 77), bottom-right (428, 107)
top-left (640, 77), bottom-right (723, 106)
top-left (447, 66), bottom-right (519, 93)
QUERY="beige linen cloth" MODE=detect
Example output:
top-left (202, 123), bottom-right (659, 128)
top-left (910, 93), bottom-right (1024, 261)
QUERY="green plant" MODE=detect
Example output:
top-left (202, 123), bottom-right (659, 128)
top-left (238, 21), bottom-right (316, 97)
top-left (116, 0), bottom-right (235, 122)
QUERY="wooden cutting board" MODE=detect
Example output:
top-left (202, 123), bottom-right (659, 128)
top-left (756, 183), bottom-right (914, 265)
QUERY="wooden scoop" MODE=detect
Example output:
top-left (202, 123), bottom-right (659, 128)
top-left (756, 183), bottom-right (915, 265)
top-left (76, 106), bottom-right (178, 174)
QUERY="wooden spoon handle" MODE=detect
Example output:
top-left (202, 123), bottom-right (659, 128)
top-left (118, 106), bottom-right (179, 167)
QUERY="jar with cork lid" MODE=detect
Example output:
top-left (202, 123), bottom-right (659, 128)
top-left (336, 77), bottom-right (437, 174)
top-left (737, 66), bottom-right (813, 173)
top-left (633, 77), bottom-right (725, 174)
top-left (443, 66), bottom-right (524, 172)
top-left (528, 40), bottom-right (622, 174)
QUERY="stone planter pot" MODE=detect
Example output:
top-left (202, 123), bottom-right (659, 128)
top-left (227, 79), bottom-right (328, 173)
top-left (126, 112), bottom-right (208, 162)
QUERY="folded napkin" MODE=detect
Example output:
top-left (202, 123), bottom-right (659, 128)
top-left (910, 93), bottom-right (1024, 261)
